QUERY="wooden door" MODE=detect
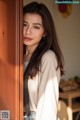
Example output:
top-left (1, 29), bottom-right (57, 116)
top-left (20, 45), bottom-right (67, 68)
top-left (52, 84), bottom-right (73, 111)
top-left (0, 0), bottom-right (23, 119)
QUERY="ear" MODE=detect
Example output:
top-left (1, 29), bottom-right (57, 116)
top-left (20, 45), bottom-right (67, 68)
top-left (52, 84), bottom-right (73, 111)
top-left (43, 33), bottom-right (46, 37)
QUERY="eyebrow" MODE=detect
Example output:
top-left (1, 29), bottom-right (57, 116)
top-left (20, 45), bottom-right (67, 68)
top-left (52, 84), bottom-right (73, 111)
top-left (24, 20), bottom-right (42, 26)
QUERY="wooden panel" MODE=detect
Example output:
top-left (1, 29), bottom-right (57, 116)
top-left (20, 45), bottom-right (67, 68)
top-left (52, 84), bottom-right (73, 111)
top-left (0, 0), bottom-right (23, 119)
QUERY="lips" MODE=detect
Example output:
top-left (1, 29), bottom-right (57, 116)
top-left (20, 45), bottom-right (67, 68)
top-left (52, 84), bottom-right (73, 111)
top-left (24, 37), bottom-right (32, 42)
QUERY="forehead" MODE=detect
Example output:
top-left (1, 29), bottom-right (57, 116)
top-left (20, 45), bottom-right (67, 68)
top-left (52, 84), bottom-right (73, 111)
top-left (24, 13), bottom-right (43, 24)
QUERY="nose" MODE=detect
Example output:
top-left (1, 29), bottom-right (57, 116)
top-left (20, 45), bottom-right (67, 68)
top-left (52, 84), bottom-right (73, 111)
top-left (24, 26), bottom-right (32, 35)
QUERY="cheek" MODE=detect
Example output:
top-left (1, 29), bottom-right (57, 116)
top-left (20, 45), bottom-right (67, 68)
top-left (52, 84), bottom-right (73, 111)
top-left (23, 28), bottom-right (25, 36)
top-left (35, 31), bottom-right (44, 39)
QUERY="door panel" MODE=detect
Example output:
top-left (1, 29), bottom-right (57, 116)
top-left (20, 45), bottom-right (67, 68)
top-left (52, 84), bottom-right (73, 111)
top-left (0, 0), bottom-right (23, 119)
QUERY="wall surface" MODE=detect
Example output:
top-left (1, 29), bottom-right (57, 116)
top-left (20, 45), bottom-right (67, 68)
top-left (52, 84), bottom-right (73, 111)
top-left (24, 0), bottom-right (80, 80)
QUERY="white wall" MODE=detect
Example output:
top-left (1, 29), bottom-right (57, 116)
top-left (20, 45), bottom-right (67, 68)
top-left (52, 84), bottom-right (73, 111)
top-left (24, 0), bottom-right (80, 80)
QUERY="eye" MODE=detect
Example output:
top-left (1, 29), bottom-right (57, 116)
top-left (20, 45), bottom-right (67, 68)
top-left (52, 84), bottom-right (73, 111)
top-left (23, 23), bottom-right (27, 27)
top-left (33, 26), bottom-right (40, 29)
top-left (23, 23), bottom-right (26, 26)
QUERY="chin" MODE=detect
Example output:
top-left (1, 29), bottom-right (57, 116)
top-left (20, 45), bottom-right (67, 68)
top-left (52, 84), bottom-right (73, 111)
top-left (24, 42), bottom-right (32, 46)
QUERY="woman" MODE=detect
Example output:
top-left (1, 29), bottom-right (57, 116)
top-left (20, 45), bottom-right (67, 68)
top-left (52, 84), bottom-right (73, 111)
top-left (23, 2), bottom-right (64, 120)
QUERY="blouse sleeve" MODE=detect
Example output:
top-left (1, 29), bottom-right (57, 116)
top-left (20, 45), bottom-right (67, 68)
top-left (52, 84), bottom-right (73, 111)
top-left (36, 50), bottom-right (60, 120)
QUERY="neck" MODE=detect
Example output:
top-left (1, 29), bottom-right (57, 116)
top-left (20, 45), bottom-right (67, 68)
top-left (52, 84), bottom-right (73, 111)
top-left (26, 44), bottom-right (38, 56)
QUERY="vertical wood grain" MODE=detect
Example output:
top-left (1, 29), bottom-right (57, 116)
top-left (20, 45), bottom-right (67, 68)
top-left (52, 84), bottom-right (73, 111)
top-left (0, 0), bottom-right (23, 119)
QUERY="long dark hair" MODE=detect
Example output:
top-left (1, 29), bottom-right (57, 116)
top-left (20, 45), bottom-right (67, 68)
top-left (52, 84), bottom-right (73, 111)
top-left (24, 2), bottom-right (64, 79)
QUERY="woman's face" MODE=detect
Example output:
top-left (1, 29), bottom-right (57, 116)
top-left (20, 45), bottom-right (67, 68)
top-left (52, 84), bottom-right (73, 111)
top-left (23, 13), bottom-right (45, 48)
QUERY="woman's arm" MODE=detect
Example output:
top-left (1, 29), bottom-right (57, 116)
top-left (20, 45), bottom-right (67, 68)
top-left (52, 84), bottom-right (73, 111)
top-left (36, 50), bottom-right (60, 120)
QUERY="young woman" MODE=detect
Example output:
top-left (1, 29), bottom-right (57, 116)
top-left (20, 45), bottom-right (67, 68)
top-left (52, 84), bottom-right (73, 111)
top-left (23, 2), bottom-right (64, 120)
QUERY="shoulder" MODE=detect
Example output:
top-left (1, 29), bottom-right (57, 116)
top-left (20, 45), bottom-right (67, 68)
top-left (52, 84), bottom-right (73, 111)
top-left (41, 50), bottom-right (58, 67)
top-left (43, 50), bottom-right (55, 57)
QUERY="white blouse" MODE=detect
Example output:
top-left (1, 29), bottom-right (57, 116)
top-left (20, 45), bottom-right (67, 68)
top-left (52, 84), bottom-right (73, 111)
top-left (25, 50), bottom-right (60, 120)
